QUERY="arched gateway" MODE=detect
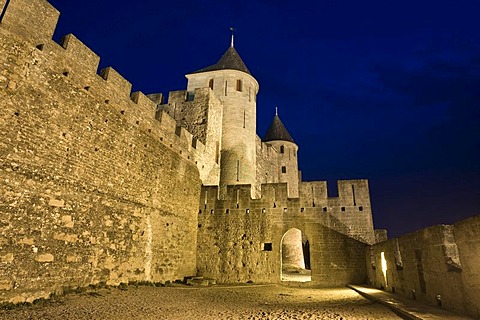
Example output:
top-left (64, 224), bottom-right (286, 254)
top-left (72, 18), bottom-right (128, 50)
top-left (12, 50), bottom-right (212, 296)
top-left (281, 228), bottom-right (311, 282)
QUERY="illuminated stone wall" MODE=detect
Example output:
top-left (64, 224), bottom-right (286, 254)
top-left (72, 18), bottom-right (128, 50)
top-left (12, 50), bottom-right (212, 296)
top-left (367, 215), bottom-right (480, 318)
top-left (197, 183), bottom-right (370, 285)
top-left (0, 0), bottom-right (201, 304)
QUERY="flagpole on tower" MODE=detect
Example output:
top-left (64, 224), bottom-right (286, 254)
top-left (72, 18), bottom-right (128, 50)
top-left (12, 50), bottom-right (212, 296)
top-left (230, 27), bottom-right (236, 47)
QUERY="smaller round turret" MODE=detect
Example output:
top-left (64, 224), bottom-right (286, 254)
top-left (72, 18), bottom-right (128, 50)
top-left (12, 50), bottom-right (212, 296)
top-left (263, 109), bottom-right (299, 197)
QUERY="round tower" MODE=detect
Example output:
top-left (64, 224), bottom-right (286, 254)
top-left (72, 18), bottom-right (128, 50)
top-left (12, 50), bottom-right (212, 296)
top-left (263, 109), bottom-right (299, 197)
top-left (185, 39), bottom-right (259, 195)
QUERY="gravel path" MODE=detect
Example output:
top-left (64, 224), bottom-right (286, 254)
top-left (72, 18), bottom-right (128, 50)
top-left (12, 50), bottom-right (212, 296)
top-left (0, 284), bottom-right (402, 319)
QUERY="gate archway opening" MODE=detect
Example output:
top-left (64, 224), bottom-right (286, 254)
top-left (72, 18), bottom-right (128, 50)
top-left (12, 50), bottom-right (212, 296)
top-left (281, 228), bottom-right (311, 282)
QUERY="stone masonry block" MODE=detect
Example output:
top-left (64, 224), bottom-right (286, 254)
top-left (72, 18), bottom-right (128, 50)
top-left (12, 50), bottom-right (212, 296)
top-left (35, 253), bottom-right (54, 262)
top-left (48, 198), bottom-right (65, 207)
top-left (0, 279), bottom-right (14, 290)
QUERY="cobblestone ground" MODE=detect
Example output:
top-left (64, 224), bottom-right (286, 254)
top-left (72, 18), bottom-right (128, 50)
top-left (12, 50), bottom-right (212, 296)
top-left (0, 284), bottom-right (402, 320)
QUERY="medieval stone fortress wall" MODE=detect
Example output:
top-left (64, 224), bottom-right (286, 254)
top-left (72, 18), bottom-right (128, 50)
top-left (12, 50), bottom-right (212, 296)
top-left (0, 0), bottom-right (479, 318)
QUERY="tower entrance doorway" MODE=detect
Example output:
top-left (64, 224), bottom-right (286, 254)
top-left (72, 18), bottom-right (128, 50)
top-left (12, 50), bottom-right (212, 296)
top-left (281, 228), bottom-right (311, 282)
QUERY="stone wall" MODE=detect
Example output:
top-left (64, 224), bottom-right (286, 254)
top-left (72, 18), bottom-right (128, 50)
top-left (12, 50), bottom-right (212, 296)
top-left (187, 69), bottom-right (259, 197)
top-left (367, 215), bottom-right (480, 318)
top-left (158, 88), bottom-right (223, 186)
top-left (197, 182), bottom-right (372, 285)
top-left (0, 0), bottom-right (201, 304)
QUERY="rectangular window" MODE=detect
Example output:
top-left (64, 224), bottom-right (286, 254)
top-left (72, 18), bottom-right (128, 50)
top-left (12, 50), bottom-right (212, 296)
top-left (262, 243), bottom-right (272, 251)
top-left (236, 79), bottom-right (243, 91)
top-left (281, 166), bottom-right (286, 173)
top-left (209, 79), bottom-right (214, 89)
top-left (243, 111), bottom-right (246, 128)
top-left (224, 81), bottom-right (228, 96)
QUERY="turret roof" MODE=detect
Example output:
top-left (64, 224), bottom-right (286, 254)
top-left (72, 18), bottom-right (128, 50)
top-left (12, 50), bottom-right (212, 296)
top-left (263, 114), bottom-right (295, 143)
top-left (191, 46), bottom-right (251, 75)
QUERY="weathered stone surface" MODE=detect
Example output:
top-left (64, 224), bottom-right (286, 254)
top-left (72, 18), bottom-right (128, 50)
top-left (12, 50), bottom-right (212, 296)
top-left (35, 254), bottom-right (54, 262)
top-left (2, 2), bottom-right (477, 319)
top-left (0, 253), bottom-right (13, 263)
top-left (0, 280), bottom-right (14, 291)
top-left (367, 217), bottom-right (480, 319)
top-left (0, 0), bottom-right (200, 304)
top-left (48, 199), bottom-right (65, 207)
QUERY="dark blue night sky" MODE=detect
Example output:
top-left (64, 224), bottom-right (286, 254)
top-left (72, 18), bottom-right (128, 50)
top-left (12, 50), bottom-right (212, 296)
top-left (47, 0), bottom-right (480, 238)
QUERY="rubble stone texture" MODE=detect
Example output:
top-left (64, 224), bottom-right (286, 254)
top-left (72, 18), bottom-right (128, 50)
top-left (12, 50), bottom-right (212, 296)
top-left (0, 1), bottom-right (478, 318)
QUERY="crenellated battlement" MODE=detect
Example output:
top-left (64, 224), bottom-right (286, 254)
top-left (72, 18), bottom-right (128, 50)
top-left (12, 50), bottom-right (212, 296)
top-left (201, 180), bottom-right (370, 205)
top-left (198, 180), bottom-right (375, 244)
top-left (0, 0), bottom-right (211, 165)
top-left (0, 0), bottom-right (59, 45)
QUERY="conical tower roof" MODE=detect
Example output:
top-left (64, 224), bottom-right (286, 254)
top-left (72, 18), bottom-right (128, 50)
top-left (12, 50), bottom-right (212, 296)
top-left (263, 113), bottom-right (295, 143)
top-left (191, 46), bottom-right (251, 75)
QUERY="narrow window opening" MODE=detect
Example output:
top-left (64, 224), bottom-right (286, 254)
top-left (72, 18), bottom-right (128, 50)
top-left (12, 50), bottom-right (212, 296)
top-left (280, 145), bottom-right (284, 153)
top-left (322, 207), bottom-right (327, 212)
top-left (281, 166), bottom-right (286, 173)
top-left (224, 81), bottom-right (228, 96)
top-left (262, 208), bottom-right (266, 213)
top-left (186, 92), bottom-right (194, 101)
top-left (415, 249), bottom-right (427, 293)
top-left (175, 126), bottom-right (182, 137)
top-left (311, 186), bottom-right (315, 207)
top-left (341, 206), bottom-right (346, 212)
top-left (381, 252), bottom-right (388, 287)
top-left (225, 209), bottom-right (229, 214)
top-left (0, 0), bottom-right (11, 23)
top-left (246, 209), bottom-right (250, 213)
top-left (236, 189), bottom-right (240, 208)
top-left (210, 209), bottom-right (214, 214)
top-left (236, 79), bottom-right (242, 91)
top-left (204, 190), bottom-right (208, 208)
top-left (208, 79), bottom-right (214, 89)
top-left (300, 207), bottom-right (305, 212)
top-left (352, 185), bottom-right (356, 206)
top-left (359, 206), bottom-right (363, 211)
top-left (236, 160), bottom-right (240, 181)
top-left (243, 110), bottom-right (246, 128)
top-left (262, 243), bottom-right (272, 251)
top-left (192, 138), bottom-right (197, 149)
